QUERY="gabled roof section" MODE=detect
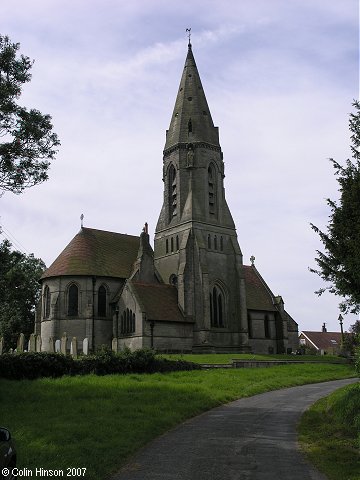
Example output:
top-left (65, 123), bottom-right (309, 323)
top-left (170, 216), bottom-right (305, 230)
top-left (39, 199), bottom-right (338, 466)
top-left (164, 44), bottom-right (220, 150)
top-left (299, 331), bottom-right (342, 350)
top-left (243, 265), bottom-right (277, 312)
top-left (131, 282), bottom-right (189, 323)
top-left (41, 227), bottom-right (140, 280)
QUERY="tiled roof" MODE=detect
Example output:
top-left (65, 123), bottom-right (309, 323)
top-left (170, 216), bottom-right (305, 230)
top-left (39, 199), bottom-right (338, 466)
top-left (41, 227), bottom-right (139, 280)
top-left (300, 331), bottom-right (342, 350)
top-left (243, 265), bottom-right (277, 311)
top-left (131, 282), bottom-right (189, 323)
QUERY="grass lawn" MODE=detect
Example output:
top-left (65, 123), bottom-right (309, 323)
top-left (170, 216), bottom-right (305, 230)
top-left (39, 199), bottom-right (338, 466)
top-left (162, 353), bottom-right (348, 364)
top-left (298, 381), bottom-right (360, 480)
top-left (0, 363), bottom-right (355, 480)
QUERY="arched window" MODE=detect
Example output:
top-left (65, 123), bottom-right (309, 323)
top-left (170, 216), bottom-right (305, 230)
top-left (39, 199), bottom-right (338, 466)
top-left (43, 285), bottom-right (51, 319)
top-left (220, 236), bottom-right (224, 251)
top-left (208, 234), bottom-right (211, 249)
top-left (208, 164), bottom-right (216, 215)
top-left (176, 235), bottom-right (179, 250)
top-left (68, 284), bottom-right (78, 316)
top-left (98, 285), bottom-right (107, 317)
top-left (171, 237), bottom-right (174, 252)
top-left (166, 238), bottom-right (169, 253)
top-left (210, 285), bottom-right (225, 328)
top-left (168, 164), bottom-right (177, 220)
top-left (214, 235), bottom-right (218, 250)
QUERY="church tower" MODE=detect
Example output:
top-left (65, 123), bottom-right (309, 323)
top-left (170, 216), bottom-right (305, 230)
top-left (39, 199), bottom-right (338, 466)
top-left (154, 42), bottom-right (249, 351)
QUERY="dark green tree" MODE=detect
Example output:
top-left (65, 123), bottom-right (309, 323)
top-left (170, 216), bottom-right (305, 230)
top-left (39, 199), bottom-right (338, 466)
top-left (0, 239), bottom-right (45, 349)
top-left (342, 320), bottom-right (360, 355)
top-left (311, 101), bottom-right (360, 314)
top-left (0, 34), bottom-right (60, 194)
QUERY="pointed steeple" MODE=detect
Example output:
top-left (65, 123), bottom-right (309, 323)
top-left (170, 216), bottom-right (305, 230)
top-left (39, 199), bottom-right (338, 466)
top-left (164, 44), bottom-right (219, 151)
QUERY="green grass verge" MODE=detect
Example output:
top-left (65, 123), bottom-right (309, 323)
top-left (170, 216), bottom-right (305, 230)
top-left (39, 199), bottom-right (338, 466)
top-left (298, 382), bottom-right (360, 480)
top-left (162, 353), bottom-right (348, 364)
top-left (0, 364), bottom-right (355, 480)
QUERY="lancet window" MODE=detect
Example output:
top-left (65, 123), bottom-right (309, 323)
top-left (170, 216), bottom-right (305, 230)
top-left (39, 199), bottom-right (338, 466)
top-left (68, 284), bottom-right (79, 316)
top-left (43, 285), bottom-right (51, 319)
top-left (121, 308), bottom-right (136, 335)
top-left (98, 285), bottom-right (107, 317)
top-left (247, 313), bottom-right (253, 339)
top-left (264, 315), bottom-right (271, 338)
top-left (210, 285), bottom-right (225, 328)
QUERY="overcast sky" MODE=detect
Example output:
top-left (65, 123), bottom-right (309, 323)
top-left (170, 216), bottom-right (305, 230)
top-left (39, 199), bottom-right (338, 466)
top-left (1, 0), bottom-right (359, 333)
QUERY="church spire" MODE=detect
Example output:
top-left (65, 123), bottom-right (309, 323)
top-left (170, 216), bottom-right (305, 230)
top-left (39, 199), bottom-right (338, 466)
top-left (164, 42), bottom-right (220, 151)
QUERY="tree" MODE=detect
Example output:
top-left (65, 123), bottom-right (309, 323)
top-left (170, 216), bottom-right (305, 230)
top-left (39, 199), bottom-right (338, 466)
top-left (311, 101), bottom-right (360, 314)
top-left (0, 239), bottom-right (45, 350)
top-left (342, 320), bottom-right (360, 355)
top-left (0, 34), bottom-right (60, 194)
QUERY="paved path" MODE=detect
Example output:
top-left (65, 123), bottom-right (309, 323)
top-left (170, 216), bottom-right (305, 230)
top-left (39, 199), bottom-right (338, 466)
top-left (111, 378), bottom-right (358, 480)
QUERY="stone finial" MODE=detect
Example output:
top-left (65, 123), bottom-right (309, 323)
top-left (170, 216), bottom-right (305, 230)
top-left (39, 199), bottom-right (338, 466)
top-left (250, 255), bottom-right (255, 266)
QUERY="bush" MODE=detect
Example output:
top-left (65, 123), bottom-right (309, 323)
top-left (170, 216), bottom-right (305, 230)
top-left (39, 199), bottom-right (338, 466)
top-left (355, 347), bottom-right (360, 372)
top-left (0, 352), bottom-right (74, 380)
top-left (0, 349), bottom-right (201, 380)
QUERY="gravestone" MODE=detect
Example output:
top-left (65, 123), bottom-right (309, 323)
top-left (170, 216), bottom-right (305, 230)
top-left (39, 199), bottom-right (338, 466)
top-left (17, 333), bottom-right (25, 352)
top-left (29, 333), bottom-right (36, 352)
top-left (48, 337), bottom-right (55, 353)
top-left (70, 337), bottom-right (78, 359)
top-left (83, 337), bottom-right (89, 355)
top-left (112, 337), bottom-right (118, 353)
top-left (36, 335), bottom-right (42, 352)
top-left (61, 332), bottom-right (67, 355)
top-left (55, 339), bottom-right (61, 353)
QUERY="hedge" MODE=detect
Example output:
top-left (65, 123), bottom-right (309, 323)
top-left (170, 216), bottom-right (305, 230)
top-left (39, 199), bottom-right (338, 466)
top-left (0, 349), bottom-right (201, 380)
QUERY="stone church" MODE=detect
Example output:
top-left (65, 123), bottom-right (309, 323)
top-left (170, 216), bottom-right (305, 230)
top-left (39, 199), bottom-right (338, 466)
top-left (37, 42), bottom-right (299, 354)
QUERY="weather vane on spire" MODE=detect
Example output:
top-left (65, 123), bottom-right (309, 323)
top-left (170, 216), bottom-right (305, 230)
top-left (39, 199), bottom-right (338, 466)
top-left (80, 213), bottom-right (84, 228)
top-left (186, 28), bottom-right (191, 46)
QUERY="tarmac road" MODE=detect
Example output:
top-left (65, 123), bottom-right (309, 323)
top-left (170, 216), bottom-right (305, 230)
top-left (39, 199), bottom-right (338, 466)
top-left (111, 377), bottom-right (358, 480)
